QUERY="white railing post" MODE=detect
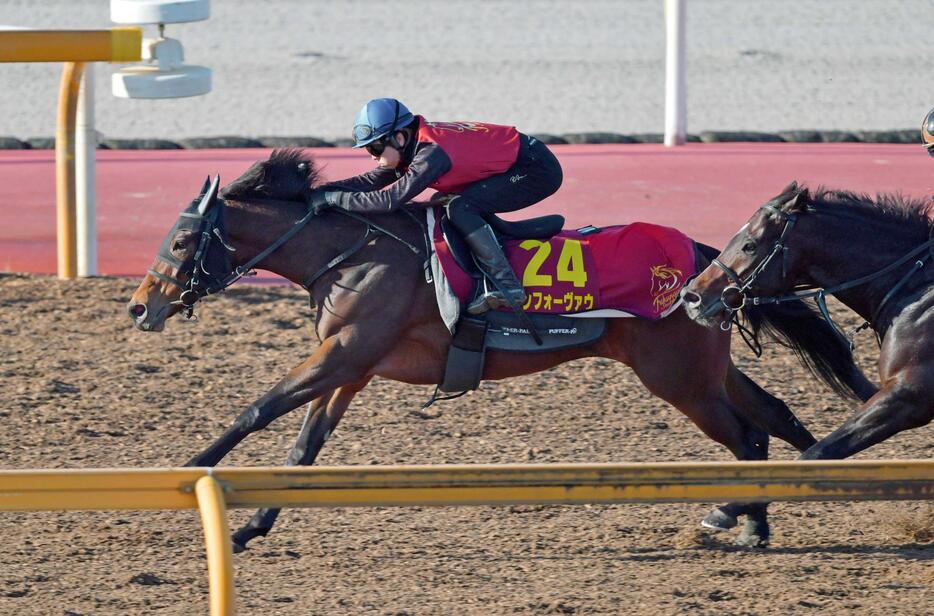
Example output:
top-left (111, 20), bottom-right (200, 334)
top-left (664, 0), bottom-right (687, 147)
top-left (76, 63), bottom-right (97, 276)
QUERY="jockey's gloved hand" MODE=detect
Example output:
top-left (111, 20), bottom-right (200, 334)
top-left (308, 189), bottom-right (349, 214)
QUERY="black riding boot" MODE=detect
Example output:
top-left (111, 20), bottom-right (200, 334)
top-left (464, 225), bottom-right (527, 314)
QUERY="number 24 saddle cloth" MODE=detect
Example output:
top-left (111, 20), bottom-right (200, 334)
top-left (429, 209), bottom-right (697, 321)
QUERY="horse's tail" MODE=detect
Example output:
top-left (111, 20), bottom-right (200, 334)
top-left (693, 243), bottom-right (876, 402)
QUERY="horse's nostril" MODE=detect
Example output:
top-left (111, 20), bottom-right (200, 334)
top-left (129, 304), bottom-right (147, 319)
top-left (681, 290), bottom-right (701, 305)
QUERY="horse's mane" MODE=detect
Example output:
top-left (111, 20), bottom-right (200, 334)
top-left (777, 182), bottom-right (933, 239)
top-left (220, 148), bottom-right (321, 202)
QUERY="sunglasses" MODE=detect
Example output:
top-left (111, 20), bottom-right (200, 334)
top-left (365, 137), bottom-right (389, 157)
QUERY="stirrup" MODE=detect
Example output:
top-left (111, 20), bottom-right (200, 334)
top-left (467, 278), bottom-right (495, 315)
top-left (467, 278), bottom-right (526, 315)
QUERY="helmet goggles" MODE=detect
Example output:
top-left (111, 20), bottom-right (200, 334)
top-left (352, 98), bottom-right (413, 149)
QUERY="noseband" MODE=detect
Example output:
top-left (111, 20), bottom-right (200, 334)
top-left (148, 201), bottom-right (237, 318)
top-left (707, 204), bottom-right (798, 329)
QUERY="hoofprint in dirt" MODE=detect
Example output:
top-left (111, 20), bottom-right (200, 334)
top-left (0, 274), bottom-right (930, 615)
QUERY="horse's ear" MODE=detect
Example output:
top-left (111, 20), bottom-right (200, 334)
top-left (197, 175), bottom-right (221, 215)
top-left (786, 186), bottom-right (810, 212)
top-left (198, 175), bottom-right (211, 197)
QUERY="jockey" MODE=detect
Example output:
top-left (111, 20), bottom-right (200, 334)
top-left (923, 107), bottom-right (934, 157)
top-left (309, 97), bottom-right (563, 315)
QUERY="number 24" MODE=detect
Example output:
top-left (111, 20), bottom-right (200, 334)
top-left (519, 239), bottom-right (588, 288)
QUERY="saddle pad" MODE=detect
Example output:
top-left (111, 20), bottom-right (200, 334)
top-left (484, 311), bottom-right (607, 352)
top-left (432, 216), bottom-right (696, 320)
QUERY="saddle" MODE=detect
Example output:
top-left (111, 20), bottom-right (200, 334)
top-left (426, 207), bottom-right (697, 406)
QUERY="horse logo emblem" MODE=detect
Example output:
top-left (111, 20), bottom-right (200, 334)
top-left (650, 264), bottom-right (684, 313)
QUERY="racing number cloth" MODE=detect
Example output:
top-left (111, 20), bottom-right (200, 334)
top-left (433, 221), bottom-right (697, 319)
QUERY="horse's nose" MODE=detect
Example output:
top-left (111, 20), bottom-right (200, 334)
top-left (680, 288), bottom-right (701, 306)
top-left (127, 303), bottom-right (147, 321)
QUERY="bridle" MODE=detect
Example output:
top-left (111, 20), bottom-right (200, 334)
top-left (149, 176), bottom-right (428, 319)
top-left (147, 176), bottom-right (238, 318)
top-left (705, 200), bottom-right (934, 347)
top-left (705, 204), bottom-right (799, 329)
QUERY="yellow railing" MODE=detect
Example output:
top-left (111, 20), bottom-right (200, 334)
top-left (0, 28), bottom-right (141, 62)
top-left (1, 460), bottom-right (932, 615)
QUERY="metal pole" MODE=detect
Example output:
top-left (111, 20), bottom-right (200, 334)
top-left (664, 0), bottom-right (687, 146)
top-left (195, 474), bottom-right (236, 616)
top-left (55, 61), bottom-right (85, 279)
top-left (76, 63), bottom-right (96, 277)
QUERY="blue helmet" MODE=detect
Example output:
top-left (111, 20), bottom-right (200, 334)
top-left (352, 98), bottom-right (415, 148)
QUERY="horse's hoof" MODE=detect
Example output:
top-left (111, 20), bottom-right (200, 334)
top-left (230, 528), bottom-right (257, 554)
top-left (734, 520), bottom-right (770, 548)
top-left (701, 507), bottom-right (738, 531)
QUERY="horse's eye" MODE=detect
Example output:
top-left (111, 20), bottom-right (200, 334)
top-left (172, 239), bottom-right (187, 251)
top-left (742, 241), bottom-right (757, 254)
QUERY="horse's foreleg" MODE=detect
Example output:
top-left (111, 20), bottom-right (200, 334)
top-left (800, 382), bottom-right (932, 460)
top-left (229, 394), bottom-right (333, 552)
top-left (231, 379), bottom-right (369, 553)
top-left (186, 335), bottom-right (372, 467)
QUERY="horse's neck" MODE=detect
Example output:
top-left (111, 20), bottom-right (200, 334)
top-left (802, 211), bottom-right (925, 322)
top-left (224, 199), bottom-right (330, 285)
top-left (224, 199), bottom-right (424, 288)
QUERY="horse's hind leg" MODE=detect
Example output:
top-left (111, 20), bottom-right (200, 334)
top-left (230, 379), bottom-right (368, 553)
top-left (702, 364), bottom-right (819, 535)
top-left (687, 403), bottom-right (772, 548)
top-left (624, 319), bottom-right (771, 546)
top-left (725, 363), bottom-right (816, 452)
top-left (629, 372), bottom-right (772, 545)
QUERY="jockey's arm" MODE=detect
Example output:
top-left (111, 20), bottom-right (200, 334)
top-left (326, 145), bottom-right (452, 214)
top-left (319, 166), bottom-right (398, 193)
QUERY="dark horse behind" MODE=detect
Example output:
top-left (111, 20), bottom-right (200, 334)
top-left (682, 181), bottom-right (932, 462)
top-left (127, 150), bottom-right (875, 551)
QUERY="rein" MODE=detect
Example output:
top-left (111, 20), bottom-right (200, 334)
top-left (163, 198), bottom-right (429, 317)
top-left (302, 208), bottom-right (429, 291)
top-left (711, 203), bottom-right (934, 348)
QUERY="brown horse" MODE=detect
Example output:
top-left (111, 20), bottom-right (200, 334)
top-left (682, 182), bottom-right (932, 463)
top-left (127, 151), bottom-right (874, 551)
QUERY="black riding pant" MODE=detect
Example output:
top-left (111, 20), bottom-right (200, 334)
top-left (446, 134), bottom-right (563, 236)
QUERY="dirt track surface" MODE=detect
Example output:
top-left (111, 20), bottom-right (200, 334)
top-left (0, 274), bottom-right (931, 615)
